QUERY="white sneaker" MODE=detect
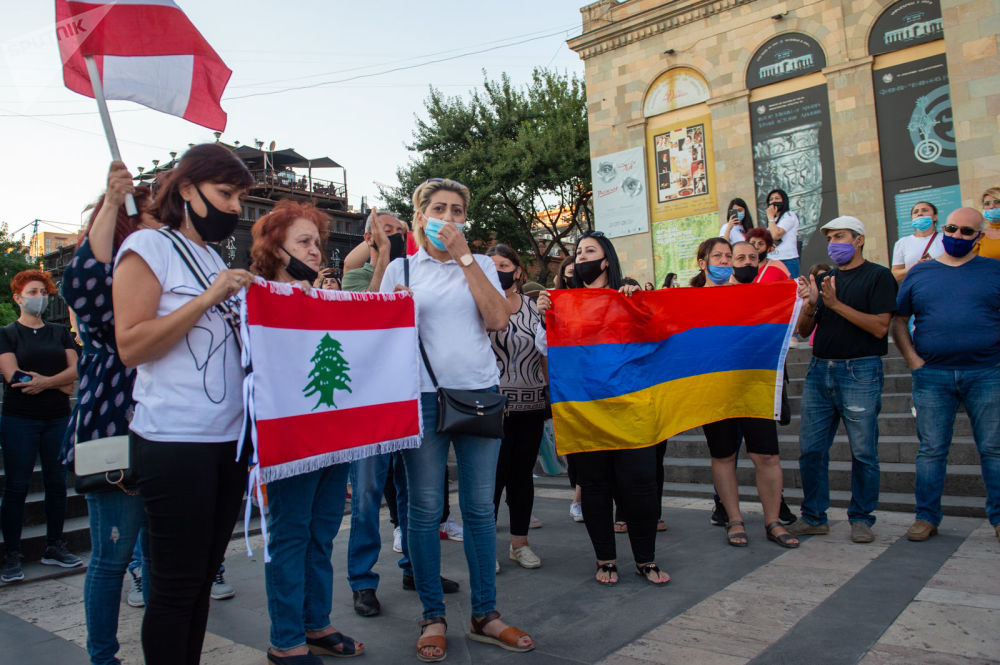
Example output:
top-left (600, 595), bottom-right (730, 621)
top-left (392, 526), bottom-right (403, 553)
top-left (126, 569), bottom-right (144, 608)
top-left (210, 570), bottom-right (235, 600)
top-left (569, 502), bottom-right (584, 522)
top-left (509, 545), bottom-right (541, 569)
top-left (439, 517), bottom-right (464, 542)
top-left (529, 514), bottom-right (543, 529)
top-left (495, 558), bottom-right (501, 574)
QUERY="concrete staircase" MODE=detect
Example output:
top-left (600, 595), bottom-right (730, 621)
top-left (659, 343), bottom-right (986, 518)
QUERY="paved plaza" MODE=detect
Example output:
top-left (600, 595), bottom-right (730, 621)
top-left (1, 488), bottom-right (997, 665)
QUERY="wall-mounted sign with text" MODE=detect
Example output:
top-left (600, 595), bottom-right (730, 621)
top-left (591, 146), bottom-right (650, 238)
top-left (746, 33), bottom-right (826, 90)
top-left (869, 0), bottom-right (943, 56)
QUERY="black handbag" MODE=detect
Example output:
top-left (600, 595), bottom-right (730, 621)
top-left (405, 257), bottom-right (507, 438)
top-left (72, 434), bottom-right (139, 495)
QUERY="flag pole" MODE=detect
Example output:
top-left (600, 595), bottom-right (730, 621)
top-left (84, 56), bottom-right (138, 216)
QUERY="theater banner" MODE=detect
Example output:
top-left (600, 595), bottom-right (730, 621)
top-left (750, 84), bottom-right (838, 271)
top-left (873, 53), bottom-right (958, 245)
top-left (591, 146), bottom-right (650, 238)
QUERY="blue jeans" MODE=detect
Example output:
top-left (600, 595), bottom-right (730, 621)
top-left (783, 257), bottom-right (800, 279)
top-left (84, 491), bottom-right (148, 665)
top-left (401, 391), bottom-right (501, 620)
top-left (264, 463), bottom-right (349, 651)
top-left (913, 364), bottom-right (1000, 526)
top-left (347, 452), bottom-right (410, 591)
top-left (799, 356), bottom-right (883, 526)
top-left (127, 529), bottom-right (145, 574)
top-left (1, 415), bottom-right (70, 552)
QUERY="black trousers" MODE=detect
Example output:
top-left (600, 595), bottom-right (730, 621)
top-left (134, 435), bottom-right (248, 665)
top-left (493, 410), bottom-right (546, 536)
top-left (615, 440), bottom-right (667, 522)
top-left (572, 445), bottom-right (659, 563)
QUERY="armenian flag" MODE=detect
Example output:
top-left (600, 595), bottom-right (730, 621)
top-left (546, 281), bottom-right (800, 454)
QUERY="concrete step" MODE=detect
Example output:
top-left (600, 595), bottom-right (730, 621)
top-left (663, 434), bottom-right (982, 465)
top-left (21, 489), bottom-right (89, 526)
top-left (662, 457), bottom-right (986, 497)
top-left (17, 515), bottom-right (92, 563)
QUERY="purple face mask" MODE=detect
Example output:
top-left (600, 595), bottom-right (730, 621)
top-left (827, 241), bottom-right (855, 266)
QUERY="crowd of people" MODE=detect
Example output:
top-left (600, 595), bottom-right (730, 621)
top-left (0, 142), bottom-right (997, 665)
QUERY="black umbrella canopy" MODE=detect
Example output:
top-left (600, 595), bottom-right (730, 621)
top-left (290, 156), bottom-right (342, 169)
top-left (232, 145), bottom-right (308, 169)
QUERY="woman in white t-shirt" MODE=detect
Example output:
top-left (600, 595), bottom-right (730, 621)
top-left (112, 143), bottom-right (254, 665)
top-left (718, 197), bottom-right (754, 245)
top-left (764, 189), bottom-right (800, 278)
top-left (891, 200), bottom-right (944, 282)
top-left (379, 178), bottom-right (532, 662)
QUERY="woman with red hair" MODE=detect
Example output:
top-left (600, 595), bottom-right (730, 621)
top-left (745, 228), bottom-right (790, 283)
top-left (250, 199), bottom-right (365, 663)
top-left (0, 268), bottom-right (79, 583)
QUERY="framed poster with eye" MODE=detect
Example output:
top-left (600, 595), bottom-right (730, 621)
top-left (590, 146), bottom-right (650, 238)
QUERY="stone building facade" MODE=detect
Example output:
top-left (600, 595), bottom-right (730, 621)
top-left (568, 0), bottom-right (998, 284)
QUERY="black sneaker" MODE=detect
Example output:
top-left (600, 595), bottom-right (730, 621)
top-left (710, 499), bottom-right (728, 526)
top-left (778, 498), bottom-right (798, 525)
top-left (40, 542), bottom-right (83, 568)
top-left (1, 553), bottom-right (24, 583)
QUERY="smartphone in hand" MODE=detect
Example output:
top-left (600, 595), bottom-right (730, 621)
top-left (11, 370), bottom-right (32, 384)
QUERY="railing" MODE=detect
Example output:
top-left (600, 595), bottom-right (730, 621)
top-left (249, 170), bottom-right (347, 199)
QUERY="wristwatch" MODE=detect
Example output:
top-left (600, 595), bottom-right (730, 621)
top-left (458, 253), bottom-right (474, 267)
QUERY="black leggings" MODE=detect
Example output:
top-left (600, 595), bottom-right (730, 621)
top-left (615, 440), bottom-right (667, 522)
top-left (493, 410), bottom-right (546, 536)
top-left (135, 435), bottom-right (248, 665)
top-left (572, 445), bottom-right (659, 563)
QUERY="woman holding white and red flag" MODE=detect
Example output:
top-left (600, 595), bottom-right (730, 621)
top-left (379, 178), bottom-right (533, 662)
top-left (536, 232), bottom-right (670, 587)
top-left (112, 143), bottom-right (254, 665)
top-left (248, 199), bottom-right (365, 663)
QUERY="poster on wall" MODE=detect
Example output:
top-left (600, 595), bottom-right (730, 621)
top-left (750, 84), bottom-right (839, 271)
top-left (869, 0), bottom-right (943, 56)
top-left (873, 53), bottom-right (957, 247)
top-left (746, 33), bottom-right (826, 90)
top-left (643, 68), bottom-right (710, 117)
top-left (646, 113), bottom-right (717, 220)
top-left (591, 146), bottom-right (650, 238)
top-left (651, 212), bottom-right (719, 287)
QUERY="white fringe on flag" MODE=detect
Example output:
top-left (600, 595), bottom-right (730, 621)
top-left (773, 295), bottom-right (805, 419)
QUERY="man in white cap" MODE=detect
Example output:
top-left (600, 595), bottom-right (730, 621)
top-left (892, 207), bottom-right (1000, 542)
top-left (789, 216), bottom-right (898, 543)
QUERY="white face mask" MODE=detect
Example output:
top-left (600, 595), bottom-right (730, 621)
top-left (20, 294), bottom-right (48, 316)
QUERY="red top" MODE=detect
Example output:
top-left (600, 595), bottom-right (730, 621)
top-left (755, 262), bottom-right (789, 284)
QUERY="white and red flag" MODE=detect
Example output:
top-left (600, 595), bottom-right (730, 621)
top-left (240, 281), bottom-right (423, 485)
top-left (55, 0), bottom-right (232, 130)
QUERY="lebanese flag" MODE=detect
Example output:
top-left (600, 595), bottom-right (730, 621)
top-left (56, 0), bottom-right (231, 130)
top-left (241, 280), bottom-right (423, 484)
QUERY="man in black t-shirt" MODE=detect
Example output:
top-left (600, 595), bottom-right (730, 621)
top-left (788, 216), bottom-right (897, 544)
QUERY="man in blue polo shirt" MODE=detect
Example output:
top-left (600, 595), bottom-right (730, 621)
top-left (892, 207), bottom-right (1000, 542)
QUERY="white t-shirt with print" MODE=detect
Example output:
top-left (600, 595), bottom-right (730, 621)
top-left (891, 232), bottom-right (945, 269)
top-left (115, 229), bottom-right (244, 442)
top-left (380, 249), bottom-right (503, 393)
top-left (719, 223), bottom-right (745, 245)
top-left (768, 211), bottom-right (800, 260)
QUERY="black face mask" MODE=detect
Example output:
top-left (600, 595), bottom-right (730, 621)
top-left (733, 265), bottom-right (758, 284)
top-left (575, 258), bottom-right (606, 286)
top-left (281, 247), bottom-right (319, 283)
top-left (187, 185), bottom-right (239, 242)
top-left (497, 269), bottom-right (516, 291)
top-left (757, 251), bottom-right (768, 262)
top-left (373, 233), bottom-right (407, 261)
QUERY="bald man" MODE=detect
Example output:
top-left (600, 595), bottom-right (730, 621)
top-left (892, 207), bottom-right (1000, 542)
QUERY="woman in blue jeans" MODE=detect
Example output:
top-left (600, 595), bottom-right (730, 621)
top-left (0, 269), bottom-right (79, 582)
top-left (380, 178), bottom-right (532, 662)
top-left (250, 199), bottom-right (363, 663)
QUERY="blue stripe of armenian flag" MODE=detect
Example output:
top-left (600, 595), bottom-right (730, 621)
top-left (545, 281), bottom-right (800, 455)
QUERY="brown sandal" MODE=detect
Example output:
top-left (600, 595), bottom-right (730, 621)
top-left (469, 610), bottom-right (534, 653)
top-left (766, 521), bottom-right (800, 549)
top-left (416, 617), bottom-right (447, 662)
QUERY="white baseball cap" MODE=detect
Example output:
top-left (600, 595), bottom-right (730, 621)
top-left (821, 216), bottom-right (866, 236)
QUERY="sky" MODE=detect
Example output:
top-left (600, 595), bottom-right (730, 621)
top-left (0, 1), bottom-right (587, 239)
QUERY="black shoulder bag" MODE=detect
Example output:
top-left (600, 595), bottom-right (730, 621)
top-left (405, 258), bottom-right (507, 438)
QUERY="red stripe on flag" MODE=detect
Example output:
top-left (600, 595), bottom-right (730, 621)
top-left (547, 280), bottom-right (798, 347)
top-left (184, 54), bottom-right (231, 130)
top-left (61, 2), bottom-right (222, 57)
top-left (246, 284), bottom-right (415, 331)
top-left (256, 400), bottom-right (421, 468)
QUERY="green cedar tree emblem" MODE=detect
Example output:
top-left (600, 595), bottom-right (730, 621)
top-left (303, 333), bottom-right (352, 410)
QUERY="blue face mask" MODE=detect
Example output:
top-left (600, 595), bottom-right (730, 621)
top-left (942, 233), bottom-right (978, 258)
top-left (736, 210), bottom-right (745, 221)
top-left (985, 208), bottom-right (1000, 223)
top-left (707, 264), bottom-right (733, 285)
top-left (423, 217), bottom-right (462, 252)
top-left (911, 216), bottom-right (933, 232)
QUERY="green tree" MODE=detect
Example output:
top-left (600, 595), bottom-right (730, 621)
top-left (303, 333), bottom-right (352, 410)
top-left (381, 68), bottom-right (593, 284)
top-left (0, 224), bottom-right (36, 325)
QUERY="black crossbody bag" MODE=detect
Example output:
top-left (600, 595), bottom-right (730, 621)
top-left (405, 257), bottom-right (507, 438)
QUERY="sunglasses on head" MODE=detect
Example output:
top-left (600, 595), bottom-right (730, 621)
top-left (942, 224), bottom-right (980, 237)
top-left (581, 230), bottom-right (606, 238)
top-left (423, 177), bottom-right (466, 189)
